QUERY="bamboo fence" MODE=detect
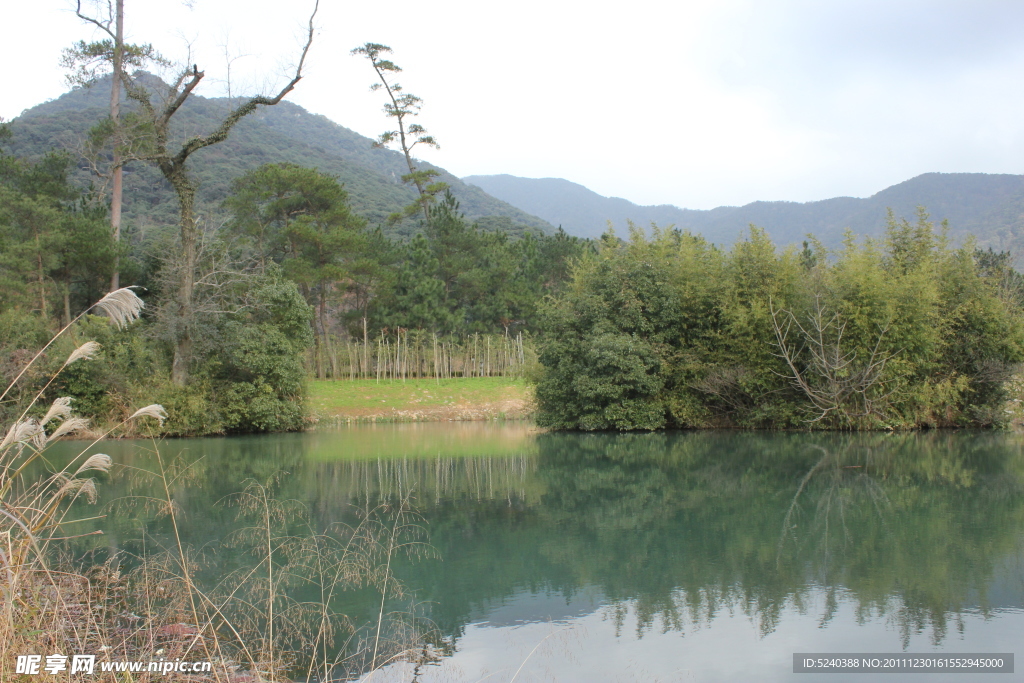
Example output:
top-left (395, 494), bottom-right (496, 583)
top-left (308, 330), bottom-right (531, 381)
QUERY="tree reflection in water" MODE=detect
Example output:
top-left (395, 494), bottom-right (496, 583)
top-left (45, 426), bottom-right (1024, 674)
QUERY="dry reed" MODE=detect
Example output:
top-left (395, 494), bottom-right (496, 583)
top-left (1, 290), bottom-right (441, 682)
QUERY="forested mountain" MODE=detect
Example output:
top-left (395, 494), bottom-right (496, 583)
top-left (465, 173), bottom-right (1024, 255)
top-left (5, 75), bottom-right (553, 237)
top-left (1, 75), bottom-right (591, 436)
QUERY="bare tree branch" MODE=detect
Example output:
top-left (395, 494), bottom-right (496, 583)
top-left (115, 0), bottom-right (320, 385)
top-left (770, 295), bottom-right (902, 426)
top-left (74, 0), bottom-right (114, 37)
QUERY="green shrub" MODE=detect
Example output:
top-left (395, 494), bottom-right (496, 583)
top-left (537, 214), bottom-right (1024, 431)
top-left (214, 271), bottom-right (312, 433)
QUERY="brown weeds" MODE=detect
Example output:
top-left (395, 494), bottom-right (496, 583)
top-left (1, 289), bottom-right (440, 681)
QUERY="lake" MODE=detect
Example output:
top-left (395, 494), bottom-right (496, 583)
top-left (49, 424), bottom-right (1024, 682)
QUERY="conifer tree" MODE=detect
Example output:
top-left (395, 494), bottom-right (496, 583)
top-left (352, 43), bottom-right (448, 224)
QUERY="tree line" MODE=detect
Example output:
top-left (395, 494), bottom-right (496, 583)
top-left (0, 128), bottom-right (586, 432)
top-left (5, 122), bottom-right (1023, 434)
top-left (536, 215), bottom-right (1024, 430)
top-left (223, 161), bottom-right (585, 378)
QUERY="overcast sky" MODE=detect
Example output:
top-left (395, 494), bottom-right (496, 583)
top-left (5, 0), bottom-right (1024, 210)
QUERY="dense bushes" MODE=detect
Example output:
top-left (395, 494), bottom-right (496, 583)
top-left (148, 271), bottom-right (314, 435)
top-left (0, 272), bottom-right (313, 436)
top-left (214, 273), bottom-right (313, 432)
top-left (536, 213), bottom-right (1024, 431)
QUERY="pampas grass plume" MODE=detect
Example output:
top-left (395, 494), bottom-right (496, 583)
top-left (1, 419), bottom-right (43, 450)
top-left (75, 453), bottom-right (112, 476)
top-left (94, 287), bottom-right (145, 329)
top-left (41, 397), bottom-right (74, 427)
top-left (57, 477), bottom-right (98, 504)
top-left (64, 341), bottom-right (101, 366)
top-left (130, 404), bottom-right (168, 426)
top-left (47, 417), bottom-right (90, 442)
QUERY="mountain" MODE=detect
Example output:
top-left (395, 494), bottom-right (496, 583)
top-left (464, 173), bottom-right (1024, 254)
top-left (5, 76), bottom-right (554, 238)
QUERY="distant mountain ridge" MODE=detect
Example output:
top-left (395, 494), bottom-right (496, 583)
top-left (464, 173), bottom-right (1024, 255)
top-left (5, 76), bottom-right (554, 237)
top-left (11, 79), bottom-right (1024, 254)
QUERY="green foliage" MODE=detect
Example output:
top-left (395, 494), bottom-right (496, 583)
top-left (0, 56), bottom-right (586, 436)
top-left (213, 272), bottom-right (313, 433)
top-left (22, 271), bottom-right (314, 436)
top-left (351, 42), bottom-right (448, 224)
top-left (387, 233), bottom-right (456, 331)
top-left (226, 163), bottom-right (364, 267)
top-left (95, 272), bottom-right (314, 436)
top-left (537, 227), bottom-right (706, 430)
top-left (152, 380), bottom-right (220, 436)
top-left (372, 192), bottom-right (590, 336)
top-left (226, 162), bottom-right (368, 380)
top-left (229, 178), bottom-right (587, 377)
top-left (20, 314), bottom-right (158, 428)
top-left (226, 164), bottom-right (366, 319)
top-left (537, 214), bottom-right (1024, 431)
top-left (60, 39), bottom-right (167, 89)
top-left (0, 146), bottom-right (119, 324)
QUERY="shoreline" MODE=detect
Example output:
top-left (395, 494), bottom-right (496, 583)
top-left (307, 376), bottom-right (536, 423)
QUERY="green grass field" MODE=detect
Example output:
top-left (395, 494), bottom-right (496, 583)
top-left (307, 377), bottom-right (534, 421)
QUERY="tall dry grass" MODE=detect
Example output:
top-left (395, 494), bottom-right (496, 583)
top-left (1, 289), bottom-right (439, 682)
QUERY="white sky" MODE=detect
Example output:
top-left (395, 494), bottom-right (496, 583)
top-left (5, 0), bottom-right (1024, 210)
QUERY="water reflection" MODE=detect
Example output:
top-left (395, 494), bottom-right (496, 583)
top-left (46, 427), bottom-right (1024, 680)
top-left (526, 432), bottom-right (1024, 644)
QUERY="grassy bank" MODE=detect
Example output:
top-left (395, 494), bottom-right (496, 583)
top-left (308, 377), bottom-right (535, 423)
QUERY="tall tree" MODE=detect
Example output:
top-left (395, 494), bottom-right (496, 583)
top-left (351, 43), bottom-right (447, 224)
top-left (384, 233), bottom-right (455, 332)
top-left (114, 3), bottom-right (319, 385)
top-left (225, 163), bottom-right (367, 378)
top-left (63, 0), bottom-right (165, 292)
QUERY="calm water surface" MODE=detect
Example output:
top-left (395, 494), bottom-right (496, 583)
top-left (50, 425), bottom-right (1024, 682)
